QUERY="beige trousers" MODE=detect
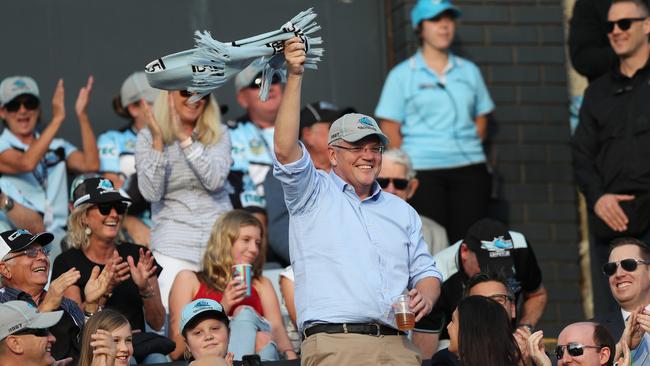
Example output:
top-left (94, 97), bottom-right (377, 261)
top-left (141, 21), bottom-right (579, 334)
top-left (301, 333), bottom-right (422, 366)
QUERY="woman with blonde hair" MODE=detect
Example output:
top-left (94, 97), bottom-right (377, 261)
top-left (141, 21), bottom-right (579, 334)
top-left (169, 209), bottom-right (296, 361)
top-left (135, 91), bottom-right (232, 310)
top-left (78, 309), bottom-right (133, 366)
top-left (52, 177), bottom-right (167, 364)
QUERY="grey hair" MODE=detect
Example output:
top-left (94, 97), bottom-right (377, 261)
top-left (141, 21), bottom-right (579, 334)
top-left (382, 149), bottom-right (417, 180)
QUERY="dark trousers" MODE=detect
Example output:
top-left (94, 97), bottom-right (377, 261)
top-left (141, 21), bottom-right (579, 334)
top-left (410, 163), bottom-right (492, 243)
top-left (590, 222), bottom-right (650, 316)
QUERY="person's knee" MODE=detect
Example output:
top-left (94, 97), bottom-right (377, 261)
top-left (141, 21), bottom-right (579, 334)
top-left (231, 305), bottom-right (257, 321)
top-left (255, 331), bottom-right (272, 353)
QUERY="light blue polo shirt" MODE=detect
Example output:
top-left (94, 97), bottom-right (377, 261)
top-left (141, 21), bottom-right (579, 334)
top-left (375, 51), bottom-right (494, 170)
top-left (97, 126), bottom-right (137, 176)
top-left (0, 129), bottom-right (76, 233)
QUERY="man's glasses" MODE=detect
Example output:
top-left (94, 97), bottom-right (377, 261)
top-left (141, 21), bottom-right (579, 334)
top-left (246, 74), bottom-right (282, 89)
top-left (95, 202), bottom-right (129, 216)
top-left (12, 328), bottom-right (50, 337)
top-left (376, 178), bottom-right (409, 190)
top-left (178, 90), bottom-right (210, 100)
top-left (4, 96), bottom-right (40, 112)
top-left (488, 294), bottom-right (513, 306)
top-left (4, 246), bottom-right (51, 261)
top-left (606, 17), bottom-right (647, 33)
top-left (331, 145), bottom-right (385, 155)
top-left (602, 258), bottom-right (650, 276)
top-left (555, 343), bottom-right (603, 359)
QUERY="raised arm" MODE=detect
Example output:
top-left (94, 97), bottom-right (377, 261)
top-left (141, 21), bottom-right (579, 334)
top-left (273, 37), bottom-right (306, 165)
top-left (0, 79), bottom-right (65, 173)
top-left (66, 76), bottom-right (100, 173)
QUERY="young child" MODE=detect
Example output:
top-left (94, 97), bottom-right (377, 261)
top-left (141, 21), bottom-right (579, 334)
top-left (78, 309), bottom-right (133, 366)
top-left (169, 210), bottom-right (296, 361)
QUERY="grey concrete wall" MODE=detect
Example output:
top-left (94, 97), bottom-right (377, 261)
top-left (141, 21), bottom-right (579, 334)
top-left (0, 0), bottom-right (387, 144)
top-left (388, 0), bottom-right (582, 336)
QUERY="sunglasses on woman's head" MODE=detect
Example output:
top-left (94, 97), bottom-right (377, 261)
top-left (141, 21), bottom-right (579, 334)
top-left (4, 95), bottom-right (40, 112)
top-left (95, 202), bottom-right (129, 215)
top-left (555, 343), bottom-right (603, 359)
top-left (178, 90), bottom-right (210, 100)
top-left (606, 17), bottom-right (647, 33)
top-left (376, 177), bottom-right (409, 190)
top-left (602, 258), bottom-right (650, 276)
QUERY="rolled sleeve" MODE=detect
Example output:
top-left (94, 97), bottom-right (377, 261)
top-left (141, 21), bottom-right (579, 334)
top-left (273, 142), bottom-right (321, 215)
top-left (408, 211), bottom-right (443, 288)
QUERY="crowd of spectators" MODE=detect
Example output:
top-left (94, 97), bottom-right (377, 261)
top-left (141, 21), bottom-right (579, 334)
top-left (1, 0), bottom-right (650, 365)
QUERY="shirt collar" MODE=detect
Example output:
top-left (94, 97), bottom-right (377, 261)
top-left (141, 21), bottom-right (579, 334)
top-left (328, 170), bottom-right (382, 201)
top-left (414, 49), bottom-right (460, 73)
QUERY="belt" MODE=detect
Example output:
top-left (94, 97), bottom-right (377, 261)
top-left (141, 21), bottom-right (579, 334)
top-left (303, 323), bottom-right (406, 338)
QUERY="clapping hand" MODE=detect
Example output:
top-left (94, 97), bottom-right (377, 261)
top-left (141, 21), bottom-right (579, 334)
top-left (527, 330), bottom-right (551, 366)
top-left (51, 79), bottom-right (65, 123)
top-left (40, 267), bottom-right (81, 312)
top-left (167, 94), bottom-right (189, 142)
top-left (127, 248), bottom-right (158, 293)
top-left (89, 329), bottom-right (116, 366)
top-left (75, 76), bottom-right (94, 117)
top-left (84, 262), bottom-right (114, 305)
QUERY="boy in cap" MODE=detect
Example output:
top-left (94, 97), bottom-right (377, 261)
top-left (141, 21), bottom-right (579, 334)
top-left (179, 299), bottom-right (233, 365)
top-left (0, 75), bottom-right (100, 256)
top-left (273, 37), bottom-right (441, 365)
top-left (0, 300), bottom-right (68, 366)
top-left (413, 218), bottom-right (547, 358)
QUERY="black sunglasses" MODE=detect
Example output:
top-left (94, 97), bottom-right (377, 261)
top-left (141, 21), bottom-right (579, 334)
top-left (3, 246), bottom-right (51, 261)
top-left (95, 202), bottom-right (129, 215)
top-left (606, 17), bottom-right (647, 33)
top-left (555, 343), bottom-right (603, 359)
top-left (12, 328), bottom-right (50, 337)
top-left (602, 258), bottom-right (650, 276)
top-left (179, 90), bottom-right (210, 100)
top-left (4, 95), bottom-right (40, 112)
top-left (376, 177), bottom-right (409, 190)
top-left (246, 74), bottom-right (282, 89)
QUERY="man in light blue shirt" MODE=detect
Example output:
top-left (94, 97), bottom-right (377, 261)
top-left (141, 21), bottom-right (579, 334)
top-left (273, 37), bottom-right (442, 365)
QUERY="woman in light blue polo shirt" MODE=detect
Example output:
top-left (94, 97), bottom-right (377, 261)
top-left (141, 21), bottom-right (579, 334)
top-left (375, 0), bottom-right (494, 242)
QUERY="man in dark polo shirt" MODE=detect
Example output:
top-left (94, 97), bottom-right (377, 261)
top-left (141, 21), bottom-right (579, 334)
top-left (0, 229), bottom-right (108, 364)
top-left (412, 218), bottom-right (548, 359)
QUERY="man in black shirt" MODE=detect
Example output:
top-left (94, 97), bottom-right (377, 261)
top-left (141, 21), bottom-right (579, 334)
top-left (412, 218), bottom-right (547, 359)
top-left (572, 0), bottom-right (650, 316)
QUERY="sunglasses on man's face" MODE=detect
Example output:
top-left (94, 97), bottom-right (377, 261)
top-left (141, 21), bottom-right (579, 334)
top-left (376, 177), bottom-right (409, 190)
top-left (555, 343), bottom-right (603, 359)
top-left (4, 96), bottom-right (40, 112)
top-left (3, 246), bottom-right (51, 261)
top-left (606, 17), bottom-right (647, 33)
top-left (602, 258), bottom-right (650, 276)
top-left (12, 328), bottom-right (50, 337)
top-left (178, 90), bottom-right (210, 100)
top-left (246, 74), bottom-right (282, 89)
top-left (95, 202), bottom-right (129, 215)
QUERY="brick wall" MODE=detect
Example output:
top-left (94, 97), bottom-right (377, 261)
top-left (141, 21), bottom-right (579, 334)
top-left (386, 0), bottom-right (582, 335)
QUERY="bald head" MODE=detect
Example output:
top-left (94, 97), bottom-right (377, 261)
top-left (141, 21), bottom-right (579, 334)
top-left (557, 322), bottom-right (613, 366)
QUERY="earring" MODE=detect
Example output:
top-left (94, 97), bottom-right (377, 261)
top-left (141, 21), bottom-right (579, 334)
top-left (85, 227), bottom-right (91, 236)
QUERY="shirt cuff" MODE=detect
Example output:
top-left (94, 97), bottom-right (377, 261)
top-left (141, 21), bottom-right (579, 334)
top-left (182, 142), bottom-right (201, 161)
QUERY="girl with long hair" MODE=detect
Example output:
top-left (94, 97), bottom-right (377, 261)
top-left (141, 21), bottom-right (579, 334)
top-left (169, 210), bottom-right (296, 361)
top-left (78, 309), bottom-right (133, 366)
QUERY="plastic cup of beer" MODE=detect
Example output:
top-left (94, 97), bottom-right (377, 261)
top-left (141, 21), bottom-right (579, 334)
top-left (232, 263), bottom-right (252, 297)
top-left (393, 294), bottom-right (415, 331)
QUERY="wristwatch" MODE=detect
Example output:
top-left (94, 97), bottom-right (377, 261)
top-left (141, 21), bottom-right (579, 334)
top-left (0, 194), bottom-right (14, 212)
